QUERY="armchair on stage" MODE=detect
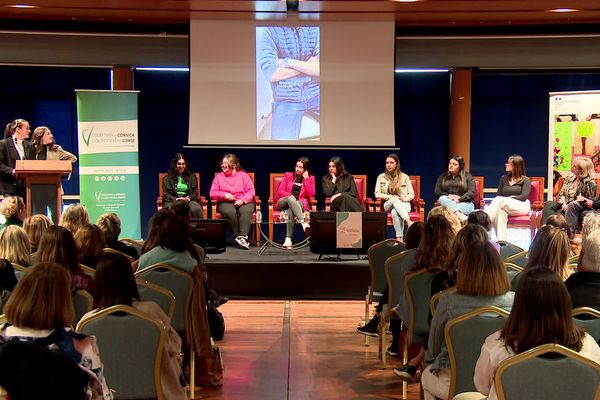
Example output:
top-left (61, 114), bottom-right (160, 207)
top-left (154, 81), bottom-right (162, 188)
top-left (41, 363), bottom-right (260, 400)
top-left (156, 172), bottom-right (208, 219)
top-left (15, 160), bottom-right (72, 223)
top-left (373, 175), bottom-right (426, 224)
top-left (267, 173), bottom-right (317, 241)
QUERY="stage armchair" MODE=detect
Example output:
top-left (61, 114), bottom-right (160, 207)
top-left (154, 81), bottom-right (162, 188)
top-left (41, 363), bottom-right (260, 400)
top-left (507, 176), bottom-right (544, 240)
top-left (374, 175), bottom-right (425, 224)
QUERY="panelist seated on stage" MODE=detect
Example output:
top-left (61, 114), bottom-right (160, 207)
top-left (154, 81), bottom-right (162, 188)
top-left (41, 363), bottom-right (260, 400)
top-left (210, 153), bottom-right (256, 250)
top-left (162, 153), bottom-right (203, 220)
top-left (0, 119), bottom-right (34, 197)
top-left (278, 157), bottom-right (315, 249)
top-left (322, 156), bottom-right (362, 212)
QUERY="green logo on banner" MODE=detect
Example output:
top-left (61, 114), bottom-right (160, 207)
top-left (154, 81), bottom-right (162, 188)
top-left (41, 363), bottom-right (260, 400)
top-left (81, 128), bottom-right (94, 147)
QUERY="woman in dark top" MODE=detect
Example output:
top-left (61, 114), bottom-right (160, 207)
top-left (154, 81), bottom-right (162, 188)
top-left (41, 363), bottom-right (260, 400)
top-left (163, 153), bottom-right (203, 220)
top-left (321, 156), bottom-right (362, 212)
top-left (486, 154), bottom-right (531, 241)
top-left (434, 155), bottom-right (475, 222)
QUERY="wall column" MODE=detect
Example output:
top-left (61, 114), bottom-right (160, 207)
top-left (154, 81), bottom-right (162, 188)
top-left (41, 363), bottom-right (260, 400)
top-left (112, 66), bottom-right (134, 90)
top-left (449, 68), bottom-right (472, 169)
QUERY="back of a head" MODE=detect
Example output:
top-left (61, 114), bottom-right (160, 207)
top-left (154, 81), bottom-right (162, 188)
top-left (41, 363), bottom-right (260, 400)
top-left (527, 225), bottom-right (570, 280)
top-left (449, 224), bottom-right (489, 271)
top-left (581, 230), bottom-right (600, 273)
top-left (467, 210), bottom-right (492, 232)
top-left (427, 205), bottom-right (461, 234)
top-left (456, 240), bottom-right (509, 296)
top-left (545, 214), bottom-right (573, 239)
top-left (172, 199), bottom-right (191, 220)
top-left (0, 196), bottom-right (25, 220)
top-left (501, 266), bottom-right (583, 353)
top-left (404, 221), bottom-right (425, 250)
top-left (3, 262), bottom-right (74, 330)
top-left (94, 252), bottom-right (139, 309)
top-left (74, 224), bottom-right (106, 263)
top-left (142, 209), bottom-right (176, 254)
top-left (23, 214), bottom-right (52, 251)
top-left (0, 341), bottom-right (89, 400)
top-left (157, 215), bottom-right (190, 253)
top-left (58, 204), bottom-right (90, 236)
top-left (0, 259), bottom-right (17, 292)
top-left (582, 212), bottom-right (600, 241)
top-left (0, 225), bottom-right (31, 266)
top-left (37, 225), bottom-right (79, 274)
top-left (416, 214), bottom-right (455, 271)
top-left (96, 213), bottom-right (121, 243)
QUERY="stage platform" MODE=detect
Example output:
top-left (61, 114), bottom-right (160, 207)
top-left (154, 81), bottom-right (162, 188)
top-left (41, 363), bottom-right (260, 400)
top-left (204, 245), bottom-right (369, 300)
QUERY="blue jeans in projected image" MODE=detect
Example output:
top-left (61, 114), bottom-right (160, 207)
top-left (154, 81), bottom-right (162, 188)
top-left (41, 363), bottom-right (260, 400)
top-left (271, 94), bottom-right (320, 140)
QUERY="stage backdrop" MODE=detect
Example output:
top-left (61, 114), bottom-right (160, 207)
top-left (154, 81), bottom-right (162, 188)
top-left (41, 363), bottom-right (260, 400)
top-left (549, 90), bottom-right (600, 194)
top-left (76, 90), bottom-right (141, 239)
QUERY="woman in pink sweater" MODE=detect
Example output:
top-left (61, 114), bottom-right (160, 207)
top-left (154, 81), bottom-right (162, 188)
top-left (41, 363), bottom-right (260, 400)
top-left (210, 154), bottom-right (256, 249)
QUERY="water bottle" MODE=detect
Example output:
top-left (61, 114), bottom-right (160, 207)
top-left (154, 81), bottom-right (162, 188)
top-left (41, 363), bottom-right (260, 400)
top-left (280, 210), bottom-right (288, 223)
top-left (256, 210), bottom-right (262, 223)
top-left (304, 210), bottom-right (310, 223)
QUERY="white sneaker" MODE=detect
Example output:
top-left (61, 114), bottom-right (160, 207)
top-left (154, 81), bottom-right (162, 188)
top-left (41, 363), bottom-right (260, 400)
top-left (283, 237), bottom-right (293, 249)
top-left (235, 236), bottom-right (250, 250)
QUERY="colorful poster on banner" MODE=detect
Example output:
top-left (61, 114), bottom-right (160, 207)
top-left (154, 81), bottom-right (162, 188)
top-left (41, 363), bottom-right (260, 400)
top-left (76, 91), bottom-right (141, 239)
top-left (552, 122), bottom-right (572, 171)
top-left (336, 212), bottom-right (362, 248)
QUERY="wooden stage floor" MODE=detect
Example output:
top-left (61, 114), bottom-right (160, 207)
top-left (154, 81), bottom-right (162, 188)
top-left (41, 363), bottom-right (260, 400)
top-left (196, 300), bottom-right (421, 400)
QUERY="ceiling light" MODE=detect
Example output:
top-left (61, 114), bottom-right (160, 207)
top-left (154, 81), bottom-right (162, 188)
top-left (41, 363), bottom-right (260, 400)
top-left (6, 4), bottom-right (38, 8)
top-left (548, 8), bottom-right (579, 13)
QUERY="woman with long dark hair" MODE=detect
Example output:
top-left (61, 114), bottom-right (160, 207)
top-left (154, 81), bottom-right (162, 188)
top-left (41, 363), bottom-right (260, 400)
top-left (163, 153), bottom-right (203, 220)
top-left (31, 126), bottom-right (77, 162)
top-left (434, 155), bottom-right (475, 222)
top-left (322, 156), bottom-right (362, 212)
top-left (277, 157), bottom-right (315, 248)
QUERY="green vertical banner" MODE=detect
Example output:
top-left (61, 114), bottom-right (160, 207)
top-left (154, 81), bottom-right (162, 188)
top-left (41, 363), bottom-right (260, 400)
top-left (76, 90), bottom-right (141, 239)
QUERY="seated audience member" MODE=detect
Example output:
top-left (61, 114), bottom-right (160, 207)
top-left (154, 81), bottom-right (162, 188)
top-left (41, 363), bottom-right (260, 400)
top-left (37, 225), bottom-right (94, 295)
top-left (467, 210), bottom-right (500, 252)
top-left (0, 195), bottom-right (25, 230)
top-left (209, 153), bottom-right (255, 250)
top-left (474, 267), bottom-right (600, 400)
top-left (581, 212), bottom-right (600, 241)
top-left (0, 259), bottom-right (17, 312)
top-left (420, 241), bottom-right (514, 400)
top-left (59, 203), bottom-right (90, 237)
top-left (523, 225), bottom-right (571, 281)
top-left (96, 212), bottom-right (139, 260)
top-left (543, 157), bottom-right (596, 225)
top-left (565, 230), bottom-right (600, 310)
top-left (137, 215), bottom-right (198, 274)
top-left (322, 156), bottom-right (362, 212)
top-left (23, 214), bottom-right (52, 253)
top-left (0, 262), bottom-right (112, 399)
top-left (427, 205), bottom-right (462, 234)
top-left (83, 253), bottom-right (186, 400)
top-left (545, 214), bottom-right (580, 256)
top-left (0, 225), bottom-right (31, 267)
top-left (162, 152), bottom-right (203, 220)
top-left (74, 224), bottom-right (106, 269)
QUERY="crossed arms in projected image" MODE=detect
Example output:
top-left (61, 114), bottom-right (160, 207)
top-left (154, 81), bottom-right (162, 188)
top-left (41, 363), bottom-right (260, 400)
top-left (260, 27), bottom-right (320, 141)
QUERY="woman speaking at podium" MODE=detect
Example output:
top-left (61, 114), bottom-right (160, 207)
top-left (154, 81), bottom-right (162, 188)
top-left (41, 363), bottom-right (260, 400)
top-left (0, 118), bottom-right (34, 197)
top-left (31, 126), bottom-right (77, 163)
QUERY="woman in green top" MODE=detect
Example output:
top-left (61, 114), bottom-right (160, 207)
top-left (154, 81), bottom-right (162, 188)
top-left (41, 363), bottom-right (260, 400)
top-left (163, 153), bottom-right (203, 219)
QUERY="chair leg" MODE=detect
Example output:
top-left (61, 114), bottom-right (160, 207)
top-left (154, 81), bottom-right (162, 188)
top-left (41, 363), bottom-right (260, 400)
top-left (379, 311), bottom-right (387, 368)
top-left (190, 350), bottom-right (195, 399)
top-left (402, 324), bottom-right (408, 400)
top-left (364, 293), bottom-right (370, 346)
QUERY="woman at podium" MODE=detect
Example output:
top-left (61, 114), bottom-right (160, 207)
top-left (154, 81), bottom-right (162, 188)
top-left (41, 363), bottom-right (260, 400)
top-left (31, 126), bottom-right (77, 162)
top-left (0, 119), bottom-right (34, 197)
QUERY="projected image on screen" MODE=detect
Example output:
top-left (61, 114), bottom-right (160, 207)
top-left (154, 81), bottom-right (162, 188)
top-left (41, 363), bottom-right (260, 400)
top-left (256, 26), bottom-right (320, 141)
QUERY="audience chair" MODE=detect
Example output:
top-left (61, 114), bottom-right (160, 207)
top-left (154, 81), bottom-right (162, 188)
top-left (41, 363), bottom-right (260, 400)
top-left (572, 307), bottom-right (600, 343)
top-left (497, 240), bottom-right (524, 260)
top-left (375, 175), bottom-right (426, 227)
top-left (504, 262), bottom-right (523, 283)
top-left (193, 243), bottom-right (206, 262)
top-left (503, 250), bottom-right (528, 268)
top-left (380, 248), bottom-right (418, 367)
top-left (445, 306), bottom-right (509, 399)
top-left (77, 304), bottom-right (166, 400)
top-left (120, 238), bottom-right (144, 253)
top-left (136, 278), bottom-right (176, 322)
top-left (363, 239), bottom-right (405, 346)
top-left (401, 269), bottom-right (436, 399)
top-left (157, 172), bottom-right (208, 219)
top-left (72, 289), bottom-right (93, 328)
top-left (430, 287), bottom-right (457, 316)
top-left (79, 264), bottom-right (95, 277)
top-left (267, 172), bottom-right (317, 240)
top-left (494, 343), bottom-right (600, 400)
top-left (568, 254), bottom-right (579, 264)
top-left (103, 247), bottom-right (135, 263)
top-left (11, 263), bottom-right (27, 281)
top-left (324, 174), bottom-right (371, 212)
top-left (506, 176), bottom-right (545, 240)
top-left (0, 314), bottom-right (6, 324)
top-left (210, 172), bottom-right (262, 245)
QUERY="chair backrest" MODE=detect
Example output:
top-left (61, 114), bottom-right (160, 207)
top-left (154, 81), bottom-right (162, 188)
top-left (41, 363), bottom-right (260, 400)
top-left (430, 287), bottom-right (456, 316)
top-left (103, 247), bottom-right (135, 263)
top-left (159, 172), bottom-right (201, 201)
top-left (504, 250), bottom-right (528, 267)
top-left (270, 173), bottom-right (286, 208)
top-left (353, 174), bottom-right (368, 209)
top-left (384, 249), bottom-right (418, 319)
top-left (445, 306), bottom-right (509, 398)
top-left (408, 175), bottom-right (422, 216)
top-left (79, 264), bottom-right (95, 277)
top-left (495, 343), bottom-right (600, 400)
top-left (473, 175), bottom-right (484, 209)
top-left (77, 304), bottom-right (166, 400)
top-left (71, 289), bottom-right (93, 328)
top-left (136, 278), bottom-right (176, 322)
top-left (11, 263), bottom-right (27, 281)
top-left (120, 238), bottom-right (144, 254)
top-left (504, 262), bottom-right (523, 284)
top-left (572, 307), bottom-right (600, 343)
top-left (367, 239), bottom-right (405, 299)
top-left (528, 176), bottom-right (545, 207)
top-left (134, 264), bottom-right (194, 332)
top-left (497, 240), bottom-right (525, 260)
top-left (404, 269), bottom-right (436, 343)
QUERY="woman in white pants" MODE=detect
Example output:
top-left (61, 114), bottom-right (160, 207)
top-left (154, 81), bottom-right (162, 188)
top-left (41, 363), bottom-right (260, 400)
top-left (374, 154), bottom-right (414, 240)
top-left (486, 155), bottom-right (531, 241)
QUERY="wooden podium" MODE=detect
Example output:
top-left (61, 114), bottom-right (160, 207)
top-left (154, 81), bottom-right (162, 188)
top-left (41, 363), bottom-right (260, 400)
top-left (15, 160), bottom-right (73, 223)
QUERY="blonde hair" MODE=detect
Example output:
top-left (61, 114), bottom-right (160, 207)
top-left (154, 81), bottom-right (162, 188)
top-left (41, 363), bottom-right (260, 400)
top-left (59, 204), bottom-right (89, 236)
top-left (456, 241), bottom-right (510, 296)
top-left (96, 213), bottom-right (121, 243)
top-left (23, 214), bottom-right (52, 251)
top-left (527, 225), bottom-right (571, 281)
top-left (575, 157), bottom-right (595, 179)
top-left (0, 196), bottom-right (25, 219)
top-left (427, 206), bottom-right (461, 234)
top-left (0, 225), bottom-right (31, 266)
top-left (582, 212), bottom-right (600, 242)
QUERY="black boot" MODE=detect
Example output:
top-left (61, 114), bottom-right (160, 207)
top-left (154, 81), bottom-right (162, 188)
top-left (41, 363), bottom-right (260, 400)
top-left (387, 319), bottom-right (401, 355)
top-left (356, 313), bottom-right (379, 337)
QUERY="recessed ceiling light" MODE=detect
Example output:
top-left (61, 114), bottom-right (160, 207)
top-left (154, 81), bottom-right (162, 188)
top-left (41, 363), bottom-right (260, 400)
top-left (548, 8), bottom-right (579, 13)
top-left (6, 4), bottom-right (38, 8)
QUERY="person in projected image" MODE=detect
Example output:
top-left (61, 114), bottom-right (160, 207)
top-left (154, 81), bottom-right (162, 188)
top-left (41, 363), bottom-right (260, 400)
top-left (322, 156), bottom-right (362, 212)
top-left (259, 26), bottom-right (320, 140)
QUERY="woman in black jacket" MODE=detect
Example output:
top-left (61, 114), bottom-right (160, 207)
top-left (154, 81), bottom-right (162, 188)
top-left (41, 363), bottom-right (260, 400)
top-left (163, 153), bottom-right (203, 219)
top-left (322, 156), bottom-right (362, 212)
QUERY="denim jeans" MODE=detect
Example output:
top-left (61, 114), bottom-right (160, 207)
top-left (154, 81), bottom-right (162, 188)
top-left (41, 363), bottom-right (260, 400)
top-left (383, 197), bottom-right (411, 238)
top-left (271, 94), bottom-right (320, 140)
top-left (438, 195), bottom-right (475, 215)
